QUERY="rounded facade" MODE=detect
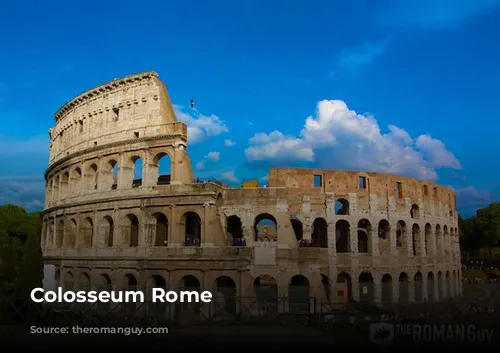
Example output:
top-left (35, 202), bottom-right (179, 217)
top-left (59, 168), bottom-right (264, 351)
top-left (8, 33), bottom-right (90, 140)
top-left (42, 72), bottom-right (462, 313)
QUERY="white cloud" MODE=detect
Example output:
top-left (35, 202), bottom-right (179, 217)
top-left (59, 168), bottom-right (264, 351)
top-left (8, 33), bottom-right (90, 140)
top-left (0, 175), bottom-right (45, 212)
top-left (206, 151), bottom-right (220, 162)
top-left (245, 99), bottom-right (461, 181)
top-left (224, 139), bottom-right (236, 147)
top-left (261, 174), bottom-right (269, 181)
top-left (174, 106), bottom-right (228, 144)
top-left (220, 171), bottom-right (240, 183)
top-left (450, 185), bottom-right (494, 209)
top-left (195, 161), bottom-right (205, 170)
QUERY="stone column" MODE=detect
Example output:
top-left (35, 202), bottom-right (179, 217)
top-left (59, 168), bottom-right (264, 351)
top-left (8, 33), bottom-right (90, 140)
top-left (371, 228), bottom-right (380, 257)
top-left (389, 227), bottom-right (397, 256)
top-left (327, 222), bottom-right (336, 256)
top-left (203, 203), bottom-right (212, 246)
top-left (350, 227), bottom-right (358, 255)
top-left (392, 275), bottom-right (400, 303)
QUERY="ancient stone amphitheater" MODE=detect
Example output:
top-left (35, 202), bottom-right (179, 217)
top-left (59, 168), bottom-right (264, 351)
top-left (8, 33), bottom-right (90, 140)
top-left (41, 71), bottom-right (462, 314)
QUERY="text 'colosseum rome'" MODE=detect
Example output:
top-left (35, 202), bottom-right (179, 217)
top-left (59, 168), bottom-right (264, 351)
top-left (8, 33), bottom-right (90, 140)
top-left (41, 71), bottom-right (462, 314)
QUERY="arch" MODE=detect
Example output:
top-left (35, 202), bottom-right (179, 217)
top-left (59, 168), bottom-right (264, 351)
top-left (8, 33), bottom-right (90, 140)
top-left (152, 274), bottom-right (167, 288)
top-left (253, 275), bottom-right (278, 310)
top-left (153, 213), bottom-right (168, 246)
top-left (445, 270), bottom-right (451, 297)
top-left (84, 163), bottom-right (98, 190)
top-left (414, 272), bottom-right (423, 302)
top-left (289, 275), bottom-right (310, 313)
top-left (411, 223), bottom-right (420, 256)
top-left (398, 272), bottom-right (409, 303)
top-left (70, 167), bottom-right (82, 187)
top-left (101, 216), bottom-right (114, 247)
top-left (80, 273), bottom-right (91, 291)
top-left (82, 217), bottom-right (94, 248)
top-left (227, 215), bottom-right (244, 246)
top-left (335, 220), bottom-right (350, 253)
top-left (357, 219), bottom-right (371, 253)
top-left (181, 275), bottom-right (200, 289)
top-left (154, 152), bottom-right (171, 185)
top-left (311, 217), bottom-right (328, 248)
top-left (124, 273), bottom-right (138, 289)
top-left (335, 198), bottom-right (349, 215)
top-left (131, 156), bottom-right (143, 187)
top-left (182, 211), bottom-right (201, 246)
top-left (60, 172), bottom-right (69, 198)
top-left (378, 219), bottom-right (390, 240)
top-left (99, 274), bottom-right (112, 291)
top-left (358, 272), bottom-right (374, 303)
top-left (215, 276), bottom-right (237, 314)
top-left (396, 221), bottom-right (406, 248)
top-left (216, 193), bottom-right (223, 208)
top-left (381, 274), bottom-right (393, 303)
top-left (56, 219), bottom-right (64, 248)
top-left (291, 218), bottom-right (303, 242)
top-left (67, 218), bottom-right (77, 248)
top-left (254, 213), bottom-right (277, 242)
top-left (427, 272), bottom-right (435, 302)
top-left (102, 159), bottom-right (118, 190)
top-left (125, 214), bottom-right (139, 247)
top-left (410, 204), bottom-right (420, 219)
top-left (63, 272), bottom-right (74, 291)
top-left (321, 274), bottom-right (330, 302)
top-left (437, 271), bottom-right (444, 300)
top-left (424, 223), bottom-right (432, 255)
top-left (336, 272), bottom-right (352, 301)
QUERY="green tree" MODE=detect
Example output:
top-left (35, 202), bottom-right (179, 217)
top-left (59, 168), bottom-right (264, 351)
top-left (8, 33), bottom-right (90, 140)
top-left (460, 202), bottom-right (500, 252)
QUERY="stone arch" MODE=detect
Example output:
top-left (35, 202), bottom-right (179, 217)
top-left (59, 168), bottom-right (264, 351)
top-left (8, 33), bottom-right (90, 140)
top-left (254, 213), bottom-right (277, 242)
top-left (414, 272), bottom-right (423, 302)
top-left (102, 159), bottom-right (118, 190)
top-left (412, 223), bottom-right (421, 256)
top-left (424, 223), bottom-right (432, 255)
top-left (125, 214), bottom-right (139, 247)
top-left (67, 218), bottom-right (77, 248)
top-left (70, 167), bottom-right (82, 189)
top-left (291, 218), bottom-right (303, 242)
top-left (358, 272), bottom-right (374, 303)
top-left (437, 271), bottom-right (444, 300)
top-left (124, 273), bottom-right (138, 290)
top-left (79, 273), bottom-right (91, 291)
top-left (82, 217), bottom-right (94, 248)
top-left (182, 211), bottom-right (201, 246)
top-left (181, 275), bottom-right (200, 290)
top-left (84, 163), bottom-right (98, 191)
top-left (214, 276), bottom-right (237, 314)
top-left (396, 221), bottom-right (406, 249)
top-left (336, 272), bottom-right (352, 301)
top-left (151, 274), bottom-right (167, 290)
top-left (47, 220), bottom-right (54, 248)
top-left (253, 275), bottom-right (278, 310)
top-left (335, 220), bottom-right (350, 253)
top-left (410, 204), bottom-right (420, 219)
top-left (446, 270), bottom-right (451, 297)
top-left (153, 213), bottom-right (168, 246)
top-left (56, 219), bottom-right (64, 248)
top-left (381, 274), bottom-right (393, 303)
top-left (60, 171), bottom-right (69, 198)
top-left (153, 152), bottom-right (172, 185)
top-left (321, 274), bottom-right (330, 302)
top-left (289, 275), bottom-right (310, 313)
top-left (99, 273), bottom-right (112, 291)
top-left (357, 219), bottom-right (371, 253)
top-left (227, 215), bottom-right (244, 246)
top-left (435, 224), bottom-right (442, 254)
top-left (100, 216), bottom-right (114, 247)
top-left (335, 198), bottom-right (349, 215)
top-left (63, 271), bottom-right (74, 291)
top-left (452, 270), bottom-right (458, 295)
top-left (312, 217), bottom-right (328, 248)
top-left (398, 273), bottom-right (409, 303)
top-left (131, 156), bottom-right (143, 187)
top-left (53, 175), bottom-right (60, 199)
top-left (378, 219), bottom-right (391, 254)
top-left (427, 272), bottom-right (435, 301)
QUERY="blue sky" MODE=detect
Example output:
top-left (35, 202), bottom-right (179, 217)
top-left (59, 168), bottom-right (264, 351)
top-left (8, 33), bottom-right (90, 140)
top-left (0, 0), bottom-right (499, 217)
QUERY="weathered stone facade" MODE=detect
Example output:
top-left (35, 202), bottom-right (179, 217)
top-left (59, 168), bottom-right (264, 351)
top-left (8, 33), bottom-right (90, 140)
top-left (41, 71), bottom-right (462, 311)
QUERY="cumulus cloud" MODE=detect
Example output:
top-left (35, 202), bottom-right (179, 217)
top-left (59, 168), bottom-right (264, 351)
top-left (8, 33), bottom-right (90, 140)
top-left (451, 185), bottom-right (494, 209)
top-left (174, 106), bottom-right (228, 144)
top-left (245, 99), bottom-right (461, 181)
top-left (224, 139), bottom-right (236, 147)
top-left (206, 151), bottom-right (220, 162)
top-left (220, 171), bottom-right (239, 183)
top-left (0, 175), bottom-right (45, 212)
top-left (195, 161), bottom-right (205, 170)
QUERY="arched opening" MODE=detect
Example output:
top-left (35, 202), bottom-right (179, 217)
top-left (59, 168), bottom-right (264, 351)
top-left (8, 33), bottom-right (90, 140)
top-left (398, 273), bottom-right (409, 303)
top-left (82, 217), bottom-right (93, 248)
top-left (321, 274), bottom-right (330, 302)
top-left (357, 219), bottom-right (371, 253)
top-left (102, 159), bottom-right (118, 190)
top-left (227, 215), bottom-right (245, 246)
top-left (378, 219), bottom-right (390, 254)
top-left (99, 274), bottom-right (112, 291)
top-left (52, 176), bottom-right (60, 200)
top-left (85, 163), bottom-right (98, 190)
top-left (435, 225), bottom-right (442, 255)
top-left (437, 271), bottom-right (444, 300)
top-left (180, 275), bottom-right (201, 312)
top-left (215, 276), bottom-right (237, 314)
top-left (446, 271), bottom-right (451, 297)
top-left (253, 275), bottom-right (278, 313)
top-left (381, 274), bottom-right (393, 303)
top-left (153, 213), bottom-right (168, 246)
top-left (412, 273), bottom-right (422, 303)
top-left (452, 270), bottom-right (457, 296)
top-left (291, 218), bottom-right (303, 242)
top-left (102, 216), bottom-right (114, 247)
top-left (410, 204), bottom-right (420, 219)
top-left (80, 273), bottom-right (91, 291)
top-left (412, 224), bottom-right (420, 256)
top-left (67, 219), bottom-right (77, 248)
top-left (152, 275), bottom-right (167, 289)
top-left (254, 213), bottom-right (277, 242)
top-left (63, 272), bottom-right (74, 291)
top-left (126, 214), bottom-right (139, 247)
top-left (47, 221), bottom-right (54, 248)
top-left (358, 272), bottom-right (374, 303)
top-left (60, 172), bottom-right (69, 198)
top-left (396, 221), bottom-right (406, 249)
top-left (289, 275), bottom-right (310, 313)
top-left (70, 167), bottom-right (82, 192)
top-left (443, 226), bottom-right (449, 258)
top-left (335, 198), bottom-right (349, 215)
top-left (125, 274), bottom-right (138, 290)
top-left (311, 217), bottom-right (328, 248)
top-left (424, 223), bottom-right (432, 255)
top-left (56, 220), bottom-right (64, 248)
top-left (183, 212), bottom-right (201, 246)
top-left (336, 272), bottom-right (352, 302)
top-left (131, 156), bottom-right (143, 187)
top-left (427, 272), bottom-right (435, 302)
top-left (155, 153), bottom-right (171, 185)
top-left (335, 220), bottom-right (350, 253)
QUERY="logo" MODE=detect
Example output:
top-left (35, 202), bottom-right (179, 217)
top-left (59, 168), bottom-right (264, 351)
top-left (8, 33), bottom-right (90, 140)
top-left (370, 322), bottom-right (394, 346)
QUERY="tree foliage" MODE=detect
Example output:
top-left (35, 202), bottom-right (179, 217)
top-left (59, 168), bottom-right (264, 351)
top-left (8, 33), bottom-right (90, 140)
top-left (460, 202), bottom-right (500, 251)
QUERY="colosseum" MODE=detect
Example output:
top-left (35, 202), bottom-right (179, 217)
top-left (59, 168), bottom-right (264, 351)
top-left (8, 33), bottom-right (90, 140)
top-left (41, 71), bottom-right (462, 316)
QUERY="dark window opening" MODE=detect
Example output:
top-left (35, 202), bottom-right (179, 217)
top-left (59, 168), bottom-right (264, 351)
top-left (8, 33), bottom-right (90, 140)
top-left (112, 107), bottom-right (120, 121)
top-left (396, 182), bottom-right (403, 198)
top-left (134, 131), bottom-right (139, 138)
top-left (314, 174), bottom-right (322, 187)
top-left (423, 185), bottom-right (428, 196)
top-left (359, 176), bottom-right (367, 189)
